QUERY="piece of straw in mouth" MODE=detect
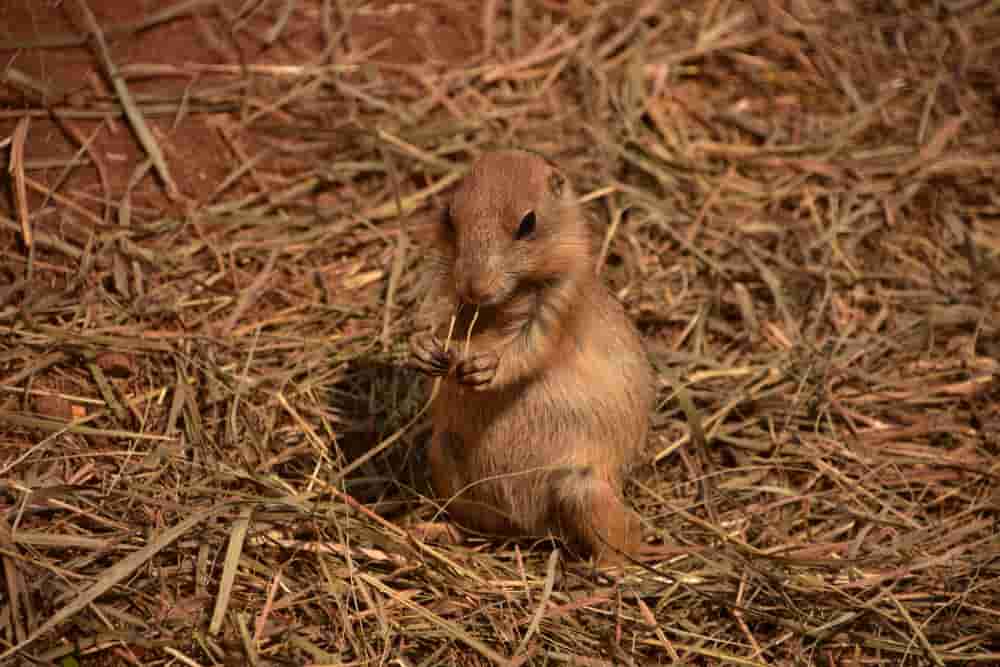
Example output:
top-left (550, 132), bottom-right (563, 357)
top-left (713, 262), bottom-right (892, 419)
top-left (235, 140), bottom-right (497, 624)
top-left (463, 306), bottom-right (480, 359)
top-left (442, 311), bottom-right (458, 352)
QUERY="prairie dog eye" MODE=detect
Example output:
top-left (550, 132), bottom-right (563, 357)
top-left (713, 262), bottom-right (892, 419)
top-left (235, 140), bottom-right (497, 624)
top-left (516, 211), bottom-right (536, 240)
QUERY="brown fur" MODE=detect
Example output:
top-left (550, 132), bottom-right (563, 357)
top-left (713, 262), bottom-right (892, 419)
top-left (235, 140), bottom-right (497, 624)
top-left (410, 150), bottom-right (654, 565)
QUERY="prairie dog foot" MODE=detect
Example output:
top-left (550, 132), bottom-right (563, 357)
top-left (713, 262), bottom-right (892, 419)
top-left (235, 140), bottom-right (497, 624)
top-left (553, 467), bottom-right (642, 566)
top-left (408, 521), bottom-right (464, 546)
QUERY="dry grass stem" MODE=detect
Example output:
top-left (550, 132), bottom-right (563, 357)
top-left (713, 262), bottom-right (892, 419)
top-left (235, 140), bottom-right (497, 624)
top-left (1, 0), bottom-right (998, 664)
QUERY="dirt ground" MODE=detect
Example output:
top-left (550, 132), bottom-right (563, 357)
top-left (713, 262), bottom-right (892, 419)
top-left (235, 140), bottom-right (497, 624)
top-left (2, 1), bottom-right (999, 665)
top-left (0, 0), bottom-right (480, 214)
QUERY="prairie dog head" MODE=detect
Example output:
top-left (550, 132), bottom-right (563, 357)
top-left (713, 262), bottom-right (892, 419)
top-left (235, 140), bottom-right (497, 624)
top-left (438, 150), bottom-right (592, 308)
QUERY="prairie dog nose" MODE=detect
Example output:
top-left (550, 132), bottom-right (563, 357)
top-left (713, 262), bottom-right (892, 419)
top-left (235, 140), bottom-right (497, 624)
top-left (459, 276), bottom-right (493, 305)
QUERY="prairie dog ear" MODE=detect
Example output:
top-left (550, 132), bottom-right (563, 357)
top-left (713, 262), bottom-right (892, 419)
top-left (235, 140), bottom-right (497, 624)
top-left (547, 170), bottom-right (568, 198)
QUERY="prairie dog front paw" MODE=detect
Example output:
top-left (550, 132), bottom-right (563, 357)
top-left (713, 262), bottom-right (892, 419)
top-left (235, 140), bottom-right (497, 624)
top-left (455, 351), bottom-right (499, 390)
top-left (410, 332), bottom-right (455, 377)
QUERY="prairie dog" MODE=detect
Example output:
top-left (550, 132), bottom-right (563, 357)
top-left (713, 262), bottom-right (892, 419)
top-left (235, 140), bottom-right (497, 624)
top-left (411, 150), bottom-right (654, 565)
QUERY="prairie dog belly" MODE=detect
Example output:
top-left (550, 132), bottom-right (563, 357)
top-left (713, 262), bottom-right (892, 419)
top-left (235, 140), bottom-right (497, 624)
top-left (434, 326), bottom-right (643, 465)
top-left (428, 315), bottom-right (649, 536)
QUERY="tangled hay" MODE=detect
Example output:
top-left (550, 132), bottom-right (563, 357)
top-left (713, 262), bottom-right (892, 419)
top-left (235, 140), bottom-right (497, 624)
top-left (1, 1), bottom-right (999, 664)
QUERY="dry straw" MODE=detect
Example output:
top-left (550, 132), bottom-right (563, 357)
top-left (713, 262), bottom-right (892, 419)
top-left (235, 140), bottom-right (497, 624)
top-left (1, 0), bottom-right (999, 665)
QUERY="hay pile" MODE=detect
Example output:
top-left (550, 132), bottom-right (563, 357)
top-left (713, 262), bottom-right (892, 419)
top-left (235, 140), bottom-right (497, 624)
top-left (2, 1), bottom-right (999, 665)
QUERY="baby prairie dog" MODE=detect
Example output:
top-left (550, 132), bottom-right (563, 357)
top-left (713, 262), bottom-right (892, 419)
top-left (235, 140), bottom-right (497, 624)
top-left (411, 150), bottom-right (654, 565)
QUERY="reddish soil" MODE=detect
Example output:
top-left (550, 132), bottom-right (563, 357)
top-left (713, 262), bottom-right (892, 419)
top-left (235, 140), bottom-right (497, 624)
top-left (0, 0), bottom-right (481, 225)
